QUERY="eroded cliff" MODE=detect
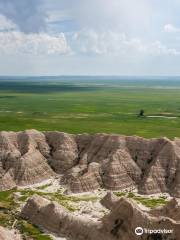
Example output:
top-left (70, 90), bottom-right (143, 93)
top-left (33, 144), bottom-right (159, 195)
top-left (0, 130), bottom-right (180, 197)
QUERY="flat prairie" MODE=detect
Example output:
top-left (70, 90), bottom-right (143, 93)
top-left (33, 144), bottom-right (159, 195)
top-left (0, 76), bottom-right (180, 139)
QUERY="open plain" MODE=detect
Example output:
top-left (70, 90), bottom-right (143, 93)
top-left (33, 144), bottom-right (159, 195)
top-left (1, 77), bottom-right (180, 138)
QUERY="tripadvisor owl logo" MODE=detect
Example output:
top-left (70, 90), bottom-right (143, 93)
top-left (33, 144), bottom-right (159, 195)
top-left (135, 227), bottom-right (173, 236)
top-left (135, 227), bottom-right (144, 236)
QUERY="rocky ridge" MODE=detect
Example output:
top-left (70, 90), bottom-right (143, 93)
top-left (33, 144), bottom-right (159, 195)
top-left (21, 194), bottom-right (180, 240)
top-left (0, 226), bottom-right (21, 240)
top-left (0, 130), bottom-right (180, 197)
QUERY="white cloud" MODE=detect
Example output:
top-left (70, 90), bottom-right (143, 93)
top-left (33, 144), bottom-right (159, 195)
top-left (149, 41), bottom-right (180, 55)
top-left (0, 14), bottom-right (16, 31)
top-left (72, 30), bottom-right (143, 55)
top-left (0, 31), bottom-right (71, 55)
top-left (72, 29), bottom-right (180, 56)
top-left (163, 24), bottom-right (180, 33)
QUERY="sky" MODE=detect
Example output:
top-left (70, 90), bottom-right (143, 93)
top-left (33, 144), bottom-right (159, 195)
top-left (0, 0), bottom-right (180, 76)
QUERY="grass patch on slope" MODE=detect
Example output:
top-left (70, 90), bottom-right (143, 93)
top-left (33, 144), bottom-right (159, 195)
top-left (17, 220), bottom-right (52, 240)
top-left (114, 191), bottom-right (168, 208)
top-left (18, 188), bottom-right (98, 212)
top-left (0, 189), bottom-right (53, 240)
top-left (0, 188), bottom-right (17, 210)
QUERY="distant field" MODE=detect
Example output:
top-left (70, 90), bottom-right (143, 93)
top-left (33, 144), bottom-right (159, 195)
top-left (1, 77), bottom-right (180, 139)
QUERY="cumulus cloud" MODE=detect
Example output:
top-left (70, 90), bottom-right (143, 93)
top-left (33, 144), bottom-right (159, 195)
top-left (0, 14), bottom-right (16, 31)
top-left (0, 2), bottom-right (70, 56)
top-left (0, 0), bottom-right (46, 33)
top-left (72, 29), bottom-right (180, 56)
top-left (163, 24), bottom-right (180, 33)
top-left (0, 31), bottom-right (70, 55)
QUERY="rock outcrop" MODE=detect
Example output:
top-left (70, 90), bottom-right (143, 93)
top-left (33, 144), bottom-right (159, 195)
top-left (21, 194), bottom-right (100, 240)
top-left (46, 132), bottom-right (79, 172)
top-left (0, 130), bottom-right (180, 197)
top-left (21, 194), bottom-right (180, 240)
top-left (0, 226), bottom-right (21, 240)
top-left (150, 198), bottom-right (180, 221)
top-left (100, 192), bottom-right (119, 210)
top-left (0, 130), bottom-right (54, 189)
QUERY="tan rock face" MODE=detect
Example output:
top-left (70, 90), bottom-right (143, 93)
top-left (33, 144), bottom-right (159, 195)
top-left (150, 198), bottom-right (180, 221)
top-left (21, 194), bottom-right (99, 240)
top-left (100, 192), bottom-right (119, 210)
top-left (45, 132), bottom-right (79, 172)
top-left (0, 130), bottom-right (54, 189)
top-left (0, 130), bottom-right (180, 197)
top-left (0, 226), bottom-right (21, 240)
top-left (21, 195), bottom-right (180, 240)
top-left (102, 197), bottom-right (180, 240)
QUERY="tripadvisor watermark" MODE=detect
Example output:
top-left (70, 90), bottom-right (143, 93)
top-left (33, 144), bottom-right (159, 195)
top-left (135, 227), bottom-right (173, 236)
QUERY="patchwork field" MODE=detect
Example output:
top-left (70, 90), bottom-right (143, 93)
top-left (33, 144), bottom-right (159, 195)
top-left (0, 76), bottom-right (180, 138)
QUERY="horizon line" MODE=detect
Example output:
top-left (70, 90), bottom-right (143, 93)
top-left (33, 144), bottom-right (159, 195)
top-left (1, 75), bottom-right (180, 78)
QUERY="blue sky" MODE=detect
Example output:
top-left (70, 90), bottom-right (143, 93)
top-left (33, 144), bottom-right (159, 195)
top-left (0, 0), bottom-right (180, 75)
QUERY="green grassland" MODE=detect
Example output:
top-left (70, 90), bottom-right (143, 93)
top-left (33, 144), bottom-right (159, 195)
top-left (1, 77), bottom-right (180, 138)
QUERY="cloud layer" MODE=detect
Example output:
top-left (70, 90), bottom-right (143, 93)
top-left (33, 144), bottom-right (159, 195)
top-left (0, 14), bottom-right (16, 31)
top-left (0, 0), bottom-right (180, 75)
top-left (72, 29), bottom-right (180, 56)
top-left (0, 0), bottom-right (46, 33)
top-left (0, 31), bottom-right (70, 55)
top-left (0, 1), bottom-right (70, 56)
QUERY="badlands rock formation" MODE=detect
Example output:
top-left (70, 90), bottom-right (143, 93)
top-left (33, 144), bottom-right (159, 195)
top-left (21, 194), bottom-right (99, 240)
top-left (0, 226), bottom-right (21, 240)
top-left (0, 130), bottom-right (54, 189)
top-left (21, 194), bottom-right (180, 240)
top-left (150, 198), bottom-right (180, 221)
top-left (100, 191), bottom-right (119, 210)
top-left (0, 130), bottom-right (180, 197)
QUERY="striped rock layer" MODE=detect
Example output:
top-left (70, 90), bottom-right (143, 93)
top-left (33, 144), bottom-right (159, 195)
top-left (0, 130), bottom-right (180, 197)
